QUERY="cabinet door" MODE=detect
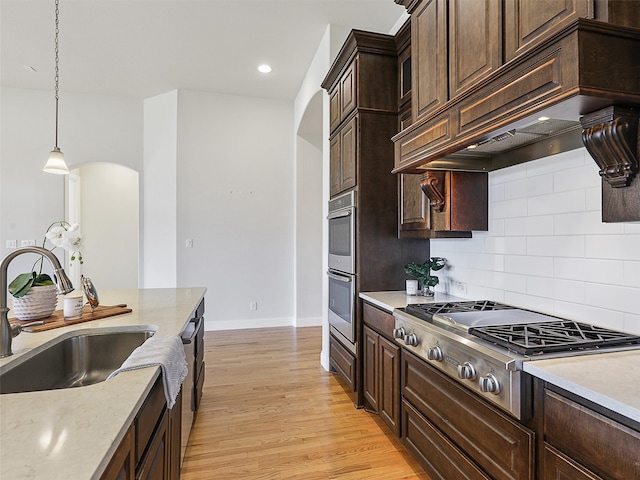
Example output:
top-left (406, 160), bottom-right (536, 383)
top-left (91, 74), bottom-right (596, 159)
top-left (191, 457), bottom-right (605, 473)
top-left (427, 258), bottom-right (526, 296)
top-left (378, 335), bottom-right (400, 436)
top-left (340, 116), bottom-right (357, 193)
top-left (136, 410), bottom-right (169, 480)
top-left (412, 0), bottom-right (448, 121)
top-left (101, 424), bottom-right (135, 480)
top-left (329, 86), bottom-right (341, 133)
top-left (399, 174), bottom-right (430, 235)
top-left (449, 0), bottom-right (502, 98)
top-left (340, 60), bottom-right (357, 121)
top-left (504, 0), bottom-right (593, 61)
top-left (329, 134), bottom-right (342, 197)
top-left (363, 326), bottom-right (379, 412)
top-left (543, 444), bottom-right (603, 480)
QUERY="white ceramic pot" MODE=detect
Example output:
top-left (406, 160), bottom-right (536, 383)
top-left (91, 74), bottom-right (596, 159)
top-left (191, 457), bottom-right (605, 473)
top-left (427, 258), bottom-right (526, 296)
top-left (11, 285), bottom-right (58, 321)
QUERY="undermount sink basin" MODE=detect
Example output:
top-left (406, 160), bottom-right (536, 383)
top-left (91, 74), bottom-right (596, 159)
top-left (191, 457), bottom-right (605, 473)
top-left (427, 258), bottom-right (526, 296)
top-left (0, 328), bottom-right (155, 394)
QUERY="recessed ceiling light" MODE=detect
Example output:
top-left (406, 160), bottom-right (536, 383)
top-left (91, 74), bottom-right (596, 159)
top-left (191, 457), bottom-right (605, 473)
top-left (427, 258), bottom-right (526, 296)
top-left (467, 144), bottom-right (478, 150)
top-left (538, 116), bottom-right (550, 121)
top-left (257, 64), bottom-right (272, 73)
top-left (23, 66), bottom-right (37, 72)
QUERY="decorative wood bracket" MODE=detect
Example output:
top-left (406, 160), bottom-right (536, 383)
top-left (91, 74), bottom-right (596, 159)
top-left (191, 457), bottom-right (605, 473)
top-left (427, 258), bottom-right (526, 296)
top-left (420, 170), bottom-right (446, 212)
top-left (581, 106), bottom-right (639, 188)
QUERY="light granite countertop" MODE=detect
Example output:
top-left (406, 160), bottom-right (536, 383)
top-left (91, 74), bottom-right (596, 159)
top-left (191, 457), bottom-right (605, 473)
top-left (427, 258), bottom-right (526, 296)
top-left (360, 290), bottom-right (640, 426)
top-left (0, 287), bottom-right (206, 480)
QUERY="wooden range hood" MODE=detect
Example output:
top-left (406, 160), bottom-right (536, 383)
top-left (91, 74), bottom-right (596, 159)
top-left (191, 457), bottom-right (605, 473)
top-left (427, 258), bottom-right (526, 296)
top-left (392, 19), bottom-right (640, 222)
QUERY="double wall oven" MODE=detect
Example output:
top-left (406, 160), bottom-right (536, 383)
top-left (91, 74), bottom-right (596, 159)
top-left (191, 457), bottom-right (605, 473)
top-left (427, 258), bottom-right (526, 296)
top-left (327, 191), bottom-right (356, 351)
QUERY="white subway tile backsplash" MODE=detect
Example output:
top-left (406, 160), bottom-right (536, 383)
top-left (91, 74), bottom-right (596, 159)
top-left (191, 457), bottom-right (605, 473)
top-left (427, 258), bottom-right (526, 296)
top-left (554, 257), bottom-right (624, 285)
top-left (504, 215), bottom-right (554, 236)
top-left (553, 164), bottom-right (600, 192)
top-left (553, 211), bottom-right (625, 235)
top-left (586, 235), bottom-right (640, 261)
top-left (623, 262), bottom-right (640, 287)
top-left (504, 255), bottom-right (554, 276)
top-left (527, 190), bottom-right (585, 216)
top-left (526, 235), bottom-right (584, 257)
top-left (525, 148), bottom-right (586, 176)
top-left (504, 174), bottom-right (553, 200)
top-left (427, 150), bottom-right (640, 328)
top-left (491, 198), bottom-right (528, 219)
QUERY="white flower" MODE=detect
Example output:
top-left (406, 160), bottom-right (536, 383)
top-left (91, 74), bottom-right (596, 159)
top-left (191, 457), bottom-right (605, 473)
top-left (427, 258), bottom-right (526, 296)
top-left (44, 221), bottom-right (84, 263)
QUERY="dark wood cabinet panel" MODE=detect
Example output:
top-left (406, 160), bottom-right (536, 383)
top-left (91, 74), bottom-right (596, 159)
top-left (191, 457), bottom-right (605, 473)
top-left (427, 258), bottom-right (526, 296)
top-left (449, 0), bottom-right (502, 98)
top-left (543, 388), bottom-right (640, 479)
top-left (136, 410), bottom-right (169, 480)
top-left (329, 333), bottom-right (356, 393)
top-left (168, 391), bottom-right (182, 480)
top-left (135, 377), bottom-right (166, 466)
top-left (399, 173), bottom-right (430, 235)
top-left (412, 0), bottom-right (448, 121)
top-left (329, 87), bottom-right (341, 133)
top-left (329, 134), bottom-right (342, 197)
top-left (340, 116), bottom-right (357, 193)
top-left (428, 171), bottom-right (488, 232)
top-left (378, 335), bottom-right (401, 436)
top-left (542, 444), bottom-right (603, 480)
top-left (101, 424), bottom-right (135, 480)
top-left (363, 326), bottom-right (379, 412)
top-left (363, 302), bottom-right (396, 339)
top-left (402, 350), bottom-right (535, 480)
top-left (403, 400), bottom-right (491, 480)
top-left (340, 60), bottom-right (357, 121)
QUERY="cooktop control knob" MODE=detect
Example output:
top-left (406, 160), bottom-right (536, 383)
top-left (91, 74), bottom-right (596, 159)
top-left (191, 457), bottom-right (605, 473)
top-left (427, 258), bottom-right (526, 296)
top-left (393, 327), bottom-right (406, 339)
top-left (479, 373), bottom-right (501, 394)
top-left (404, 333), bottom-right (419, 346)
top-left (427, 345), bottom-right (443, 362)
top-left (457, 362), bottom-right (476, 381)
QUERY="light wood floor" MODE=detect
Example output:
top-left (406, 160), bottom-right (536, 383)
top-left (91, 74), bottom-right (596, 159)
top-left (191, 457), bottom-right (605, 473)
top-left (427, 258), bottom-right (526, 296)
top-left (180, 326), bottom-right (431, 480)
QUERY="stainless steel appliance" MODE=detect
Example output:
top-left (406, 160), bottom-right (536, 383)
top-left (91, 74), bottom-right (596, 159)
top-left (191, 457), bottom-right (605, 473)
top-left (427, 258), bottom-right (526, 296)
top-left (393, 300), bottom-right (640, 419)
top-left (327, 191), bottom-right (355, 274)
top-left (328, 270), bottom-right (356, 349)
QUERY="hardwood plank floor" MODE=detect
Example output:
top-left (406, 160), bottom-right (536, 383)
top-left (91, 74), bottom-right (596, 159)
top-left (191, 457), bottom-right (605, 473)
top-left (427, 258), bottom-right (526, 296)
top-left (180, 326), bottom-right (431, 480)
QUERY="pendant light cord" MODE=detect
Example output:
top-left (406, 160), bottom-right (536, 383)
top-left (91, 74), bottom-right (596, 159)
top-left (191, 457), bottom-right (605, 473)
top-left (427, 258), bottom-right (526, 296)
top-left (54, 0), bottom-right (60, 149)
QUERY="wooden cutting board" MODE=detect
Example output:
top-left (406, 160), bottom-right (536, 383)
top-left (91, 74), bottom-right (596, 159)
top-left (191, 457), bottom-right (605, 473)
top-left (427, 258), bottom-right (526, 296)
top-left (9, 304), bottom-right (133, 332)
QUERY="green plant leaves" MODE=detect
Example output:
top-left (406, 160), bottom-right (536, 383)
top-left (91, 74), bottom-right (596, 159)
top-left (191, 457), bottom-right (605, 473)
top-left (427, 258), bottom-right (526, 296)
top-left (8, 272), bottom-right (54, 298)
top-left (404, 257), bottom-right (447, 287)
top-left (8, 272), bottom-right (36, 298)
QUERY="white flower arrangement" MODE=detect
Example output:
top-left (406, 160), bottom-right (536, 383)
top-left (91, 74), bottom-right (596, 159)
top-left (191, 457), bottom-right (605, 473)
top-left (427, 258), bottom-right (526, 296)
top-left (8, 221), bottom-right (84, 298)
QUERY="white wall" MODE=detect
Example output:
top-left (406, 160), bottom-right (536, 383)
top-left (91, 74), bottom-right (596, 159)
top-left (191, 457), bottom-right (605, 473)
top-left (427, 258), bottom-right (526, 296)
top-left (1, 87), bottom-right (142, 287)
top-left (431, 148), bottom-right (640, 335)
top-left (175, 90), bottom-right (294, 330)
top-left (142, 91), bottom-right (178, 288)
top-left (78, 163), bottom-right (139, 289)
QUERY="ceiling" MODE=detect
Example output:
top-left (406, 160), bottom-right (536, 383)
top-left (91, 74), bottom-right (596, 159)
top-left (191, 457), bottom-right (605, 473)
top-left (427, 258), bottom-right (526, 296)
top-left (1, 0), bottom-right (406, 101)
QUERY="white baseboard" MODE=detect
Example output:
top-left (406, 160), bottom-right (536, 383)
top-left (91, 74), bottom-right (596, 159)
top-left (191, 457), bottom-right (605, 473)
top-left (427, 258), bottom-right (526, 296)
top-left (295, 316), bottom-right (322, 327)
top-left (205, 317), bottom-right (294, 331)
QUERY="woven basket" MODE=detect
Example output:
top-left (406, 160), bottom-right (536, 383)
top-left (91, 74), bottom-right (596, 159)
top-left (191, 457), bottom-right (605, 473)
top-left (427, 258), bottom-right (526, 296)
top-left (11, 285), bottom-right (58, 321)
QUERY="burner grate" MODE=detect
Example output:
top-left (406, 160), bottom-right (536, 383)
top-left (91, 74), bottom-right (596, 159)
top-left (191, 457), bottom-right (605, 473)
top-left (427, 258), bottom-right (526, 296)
top-left (470, 321), bottom-right (640, 355)
top-left (405, 300), bottom-right (514, 320)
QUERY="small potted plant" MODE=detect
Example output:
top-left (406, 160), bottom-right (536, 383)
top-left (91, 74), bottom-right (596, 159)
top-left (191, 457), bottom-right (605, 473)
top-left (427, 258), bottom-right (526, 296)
top-left (8, 221), bottom-right (84, 320)
top-left (404, 257), bottom-right (446, 296)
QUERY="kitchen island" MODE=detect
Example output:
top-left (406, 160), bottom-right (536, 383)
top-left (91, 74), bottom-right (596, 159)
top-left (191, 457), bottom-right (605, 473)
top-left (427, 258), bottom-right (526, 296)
top-left (0, 287), bottom-right (206, 480)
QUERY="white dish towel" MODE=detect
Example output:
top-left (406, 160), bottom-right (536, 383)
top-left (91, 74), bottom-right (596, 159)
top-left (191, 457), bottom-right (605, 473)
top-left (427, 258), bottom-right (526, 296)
top-left (107, 335), bottom-right (188, 409)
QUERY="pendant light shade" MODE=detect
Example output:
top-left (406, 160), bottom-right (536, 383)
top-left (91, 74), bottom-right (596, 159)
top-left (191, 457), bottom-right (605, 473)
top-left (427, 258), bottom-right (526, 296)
top-left (43, 0), bottom-right (69, 175)
top-left (44, 147), bottom-right (69, 174)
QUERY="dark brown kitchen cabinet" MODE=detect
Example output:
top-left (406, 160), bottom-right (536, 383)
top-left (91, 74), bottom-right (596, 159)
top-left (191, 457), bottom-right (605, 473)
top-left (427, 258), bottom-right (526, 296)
top-left (101, 424), bottom-right (135, 480)
top-left (539, 383), bottom-right (640, 479)
top-left (329, 332), bottom-right (357, 398)
top-left (329, 115), bottom-right (357, 197)
top-left (402, 350), bottom-right (535, 480)
top-left (363, 303), bottom-right (401, 436)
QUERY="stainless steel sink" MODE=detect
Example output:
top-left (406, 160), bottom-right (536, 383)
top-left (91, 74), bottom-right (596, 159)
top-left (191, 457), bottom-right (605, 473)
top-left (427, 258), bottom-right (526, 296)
top-left (0, 328), bottom-right (155, 394)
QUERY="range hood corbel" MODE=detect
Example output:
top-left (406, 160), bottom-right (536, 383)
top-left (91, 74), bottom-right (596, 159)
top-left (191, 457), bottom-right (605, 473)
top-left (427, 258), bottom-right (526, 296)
top-left (581, 105), bottom-right (639, 188)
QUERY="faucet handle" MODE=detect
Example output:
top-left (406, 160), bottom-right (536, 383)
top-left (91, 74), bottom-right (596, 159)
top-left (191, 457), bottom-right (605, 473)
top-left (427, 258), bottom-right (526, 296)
top-left (10, 320), bottom-right (46, 337)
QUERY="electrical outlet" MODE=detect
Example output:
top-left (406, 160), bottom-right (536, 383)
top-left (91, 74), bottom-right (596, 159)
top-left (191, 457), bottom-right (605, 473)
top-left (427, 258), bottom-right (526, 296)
top-left (20, 239), bottom-right (36, 247)
top-left (249, 301), bottom-right (257, 311)
top-left (454, 281), bottom-right (467, 295)
top-left (6, 240), bottom-right (17, 249)
top-left (185, 238), bottom-right (193, 248)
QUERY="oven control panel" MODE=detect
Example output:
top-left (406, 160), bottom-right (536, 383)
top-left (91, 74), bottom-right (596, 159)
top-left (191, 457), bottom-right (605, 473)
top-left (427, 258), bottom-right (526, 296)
top-left (393, 309), bottom-right (530, 420)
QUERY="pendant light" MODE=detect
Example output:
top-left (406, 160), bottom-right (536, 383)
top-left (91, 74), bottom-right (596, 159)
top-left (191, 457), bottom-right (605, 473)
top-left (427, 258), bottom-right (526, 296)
top-left (43, 0), bottom-right (69, 175)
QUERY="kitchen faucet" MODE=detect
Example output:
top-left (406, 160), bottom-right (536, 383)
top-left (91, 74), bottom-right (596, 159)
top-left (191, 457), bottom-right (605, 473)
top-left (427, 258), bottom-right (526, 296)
top-left (0, 246), bottom-right (74, 358)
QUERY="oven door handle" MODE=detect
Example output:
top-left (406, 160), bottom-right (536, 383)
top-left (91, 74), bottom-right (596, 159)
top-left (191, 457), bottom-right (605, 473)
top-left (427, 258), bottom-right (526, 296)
top-left (327, 209), bottom-right (353, 220)
top-left (327, 271), bottom-right (353, 282)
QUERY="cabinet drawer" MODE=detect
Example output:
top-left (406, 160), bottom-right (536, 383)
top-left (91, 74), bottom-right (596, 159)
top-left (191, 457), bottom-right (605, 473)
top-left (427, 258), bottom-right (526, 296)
top-left (543, 443), bottom-right (603, 480)
top-left (402, 351), bottom-right (534, 480)
top-left (363, 302), bottom-right (395, 339)
top-left (194, 361), bottom-right (205, 412)
top-left (403, 399), bottom-right (490, 480)
top-left (544, 389), bottom-right (640, 479)
top-left (329, 334), bottom-right (356, 392)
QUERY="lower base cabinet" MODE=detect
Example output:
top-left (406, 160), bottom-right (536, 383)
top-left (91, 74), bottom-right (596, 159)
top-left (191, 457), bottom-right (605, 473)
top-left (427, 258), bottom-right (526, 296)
top-left (101, 377), bottom-right (183, 480)
top-left (540, 383), bottom-right (640, 479)
top-left (329, 333), bottom-right (357, 397)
